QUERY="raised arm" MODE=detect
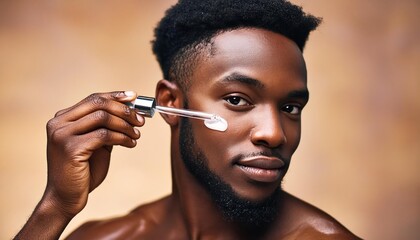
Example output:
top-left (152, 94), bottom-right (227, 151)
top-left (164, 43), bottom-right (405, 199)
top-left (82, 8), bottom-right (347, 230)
top-left (14, 91), bottom-right (145, 240)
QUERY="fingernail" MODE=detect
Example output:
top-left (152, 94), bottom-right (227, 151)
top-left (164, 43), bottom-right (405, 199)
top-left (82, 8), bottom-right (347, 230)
top-left (116, 91), bottom-right (136, 99)
top-left (124, 91), bottom-right (136, 98)
top-left (136, 113), bottom-right (145, 123)
top-left (134, 128), bottom-right (140, 136)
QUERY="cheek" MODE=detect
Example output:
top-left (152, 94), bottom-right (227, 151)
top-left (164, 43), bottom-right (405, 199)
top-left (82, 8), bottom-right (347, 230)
top-left (191, 116), bottom-right (249, 166)
top-left (284, 121), bottom-right (301, 153)
top-left (210, 115), bottom-right (251, 159)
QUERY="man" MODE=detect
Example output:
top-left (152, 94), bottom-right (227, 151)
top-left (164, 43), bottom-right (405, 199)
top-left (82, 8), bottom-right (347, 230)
top-left (15, 0), bottom-right (361, 239)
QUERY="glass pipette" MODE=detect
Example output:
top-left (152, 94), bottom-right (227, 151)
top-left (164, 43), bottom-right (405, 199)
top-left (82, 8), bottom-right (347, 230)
top-left (126, 96), bottom-right (228, 132)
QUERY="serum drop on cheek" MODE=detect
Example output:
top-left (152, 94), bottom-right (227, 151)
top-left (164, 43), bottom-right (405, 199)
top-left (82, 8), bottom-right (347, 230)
top-left (126, 96), bottom-right (228, 132)
top-left (203, 116), bottom-right (228, 132)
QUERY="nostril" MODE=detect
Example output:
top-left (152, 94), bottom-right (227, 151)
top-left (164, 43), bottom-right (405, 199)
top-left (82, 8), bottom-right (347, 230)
top-left (250, 127), bottom-right (287, 148)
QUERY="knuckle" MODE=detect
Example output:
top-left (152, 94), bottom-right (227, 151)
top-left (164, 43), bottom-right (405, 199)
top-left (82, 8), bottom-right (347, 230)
top-left (96, 128), bottom-right (109, 140)
top-left (110, 91), bottom-right (122, 99)
top-left (49, 126), bottom-right (65, 143)
top-left (121, 119), bottom-right (132, 129)
top-left (92, 96), bottom-right (107, 107)
top-left (46, 118), bottom-right (59, 134)
top-left (86, 93), bottom-right (99, 100)
top-left (93, 110), bottom-right (109, 122)
top-left (123, 105), bottom-right (132, 116)
top-left (87, 93), bottom-right (107, 107)
top-left (46, 118), bottom-right (55, 130)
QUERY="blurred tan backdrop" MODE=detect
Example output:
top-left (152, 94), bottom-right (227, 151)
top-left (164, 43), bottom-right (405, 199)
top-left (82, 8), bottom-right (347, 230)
top-left (1, 1), bottom-right (419, 239)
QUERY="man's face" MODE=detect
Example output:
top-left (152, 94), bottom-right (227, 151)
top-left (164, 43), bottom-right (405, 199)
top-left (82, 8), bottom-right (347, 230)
top-left (180, 28), bottom-right (308, 203)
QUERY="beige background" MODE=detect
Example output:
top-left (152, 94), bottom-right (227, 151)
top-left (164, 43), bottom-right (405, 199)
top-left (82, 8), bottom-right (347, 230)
top-left (1, 1), bottom-right (419, 239)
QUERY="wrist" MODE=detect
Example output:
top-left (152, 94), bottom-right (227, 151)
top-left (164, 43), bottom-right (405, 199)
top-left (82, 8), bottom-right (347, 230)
top-left (13, 191), bottom-right (75, 240)
top-left (39, 188), bottom-right (79, 222)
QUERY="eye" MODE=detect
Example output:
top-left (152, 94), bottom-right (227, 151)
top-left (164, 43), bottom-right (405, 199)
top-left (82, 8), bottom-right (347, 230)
top-left (282, 105), bottom-right (302, 115)
top-left (224, 95), bottom-right (250, 106)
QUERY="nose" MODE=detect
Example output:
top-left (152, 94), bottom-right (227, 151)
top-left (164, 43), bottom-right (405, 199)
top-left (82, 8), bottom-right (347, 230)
top-left (250, 107), bottom-right (287, 148)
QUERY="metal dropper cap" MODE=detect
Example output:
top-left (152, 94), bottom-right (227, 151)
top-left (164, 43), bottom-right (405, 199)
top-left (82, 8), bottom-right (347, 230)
top-left (126, 96), bottom-right (156, 117)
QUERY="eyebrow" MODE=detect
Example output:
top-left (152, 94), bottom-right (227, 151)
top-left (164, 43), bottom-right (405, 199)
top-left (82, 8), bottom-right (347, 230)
top-left (287, 89), bottom-right (309, 102)
top-left (216, 72), bottom-right (309, 101)
top-left (218, 73), bottom-right (265, 89)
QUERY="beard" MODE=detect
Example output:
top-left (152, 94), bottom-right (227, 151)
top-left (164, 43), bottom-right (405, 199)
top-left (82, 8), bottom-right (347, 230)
top-left (179, 117), bottom-right (282, 230)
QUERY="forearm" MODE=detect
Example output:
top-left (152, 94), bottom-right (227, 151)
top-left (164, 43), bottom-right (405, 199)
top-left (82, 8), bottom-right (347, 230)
top-left (14, 195), bottom-right (74, 240)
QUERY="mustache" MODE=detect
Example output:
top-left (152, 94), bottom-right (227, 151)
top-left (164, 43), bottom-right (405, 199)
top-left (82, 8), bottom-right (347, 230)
top-left (231, 151), bottom-right (290, 165)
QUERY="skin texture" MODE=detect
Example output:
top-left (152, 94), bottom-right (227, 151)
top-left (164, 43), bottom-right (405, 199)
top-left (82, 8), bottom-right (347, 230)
top-left (14, 28), bottom-right (361, 240)
top-left (67, 28), bottom-right (361, 239)
top-left (13, 91), bottom-right (144, 240)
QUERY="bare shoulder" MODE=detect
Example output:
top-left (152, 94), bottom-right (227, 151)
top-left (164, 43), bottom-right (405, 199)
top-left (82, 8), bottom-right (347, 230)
top-left (277, 191), bottom-right (363, 240)
top-left (65, 196), bottom-right (174, 240)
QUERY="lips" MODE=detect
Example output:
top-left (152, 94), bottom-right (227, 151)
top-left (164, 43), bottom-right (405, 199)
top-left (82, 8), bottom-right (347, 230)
top-left (235, 156), bottom-right (285, 183)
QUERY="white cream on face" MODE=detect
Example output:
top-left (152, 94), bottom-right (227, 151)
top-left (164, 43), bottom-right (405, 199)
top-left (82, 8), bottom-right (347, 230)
top-left (204, 116), bottom-right (228, 132)
top-left (154, 106), bottom-right (228, 132)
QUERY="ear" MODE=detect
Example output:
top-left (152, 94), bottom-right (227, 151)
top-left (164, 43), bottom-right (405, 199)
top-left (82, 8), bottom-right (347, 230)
top-left (155, 79), bottom-right (184, 127)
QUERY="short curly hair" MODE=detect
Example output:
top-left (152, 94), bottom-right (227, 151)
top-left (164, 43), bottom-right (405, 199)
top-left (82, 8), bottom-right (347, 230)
top-left (152, 0), bottom-right (321, 91)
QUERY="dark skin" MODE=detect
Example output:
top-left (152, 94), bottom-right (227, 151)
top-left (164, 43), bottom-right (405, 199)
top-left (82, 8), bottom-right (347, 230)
top-left (15, 28), bottom-right (361, 240)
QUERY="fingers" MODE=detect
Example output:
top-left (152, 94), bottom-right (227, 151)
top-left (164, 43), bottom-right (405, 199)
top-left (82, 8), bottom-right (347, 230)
top-left (76, 128), bottom-right (138, 154)
top-left (69, 110), bottom-right (141, 139)
top-left (54, 91), bottom-right (143, 127)
top-left (46, 91), bottom-right (146, 153)
top-left (54, 91), bottom-right (131, 116)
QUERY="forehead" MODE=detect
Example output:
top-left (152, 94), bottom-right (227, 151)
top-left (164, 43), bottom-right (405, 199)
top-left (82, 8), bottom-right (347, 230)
top-left (215, 28), bottom-right (303, 67)
top-left (190, 28), bottom-right (307, 91)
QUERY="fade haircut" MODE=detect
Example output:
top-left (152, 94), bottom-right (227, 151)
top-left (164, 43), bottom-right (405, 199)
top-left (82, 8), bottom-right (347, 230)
top-left (152, 0), bottom-right (321, 91)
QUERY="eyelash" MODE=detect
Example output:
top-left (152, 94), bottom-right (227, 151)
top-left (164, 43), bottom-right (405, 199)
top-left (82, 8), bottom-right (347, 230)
top-left (223, 95), bottom-right (303, 116)
top-left (282, 105), bottom-right (302, 115)
top-left (223, 95), bottom-right (251, 107)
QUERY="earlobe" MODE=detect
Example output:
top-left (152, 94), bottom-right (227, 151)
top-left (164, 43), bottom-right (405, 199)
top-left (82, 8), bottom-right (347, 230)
top-left (155, 79), bottom-right (183, 127)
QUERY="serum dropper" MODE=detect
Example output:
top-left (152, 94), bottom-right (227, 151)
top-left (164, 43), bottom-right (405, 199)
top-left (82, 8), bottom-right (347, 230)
top-left (126, 96), bottom-right (228, 132)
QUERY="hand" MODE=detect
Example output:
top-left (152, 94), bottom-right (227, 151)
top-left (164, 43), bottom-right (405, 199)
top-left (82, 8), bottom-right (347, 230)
top-left (42, 91), bottom-right (144, 218)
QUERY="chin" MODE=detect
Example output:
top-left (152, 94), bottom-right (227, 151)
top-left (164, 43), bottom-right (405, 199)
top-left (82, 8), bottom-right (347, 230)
top-left (233, 182), bottom-right (283, 203)
top-left (216, 184), bottom-right (283, 227)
